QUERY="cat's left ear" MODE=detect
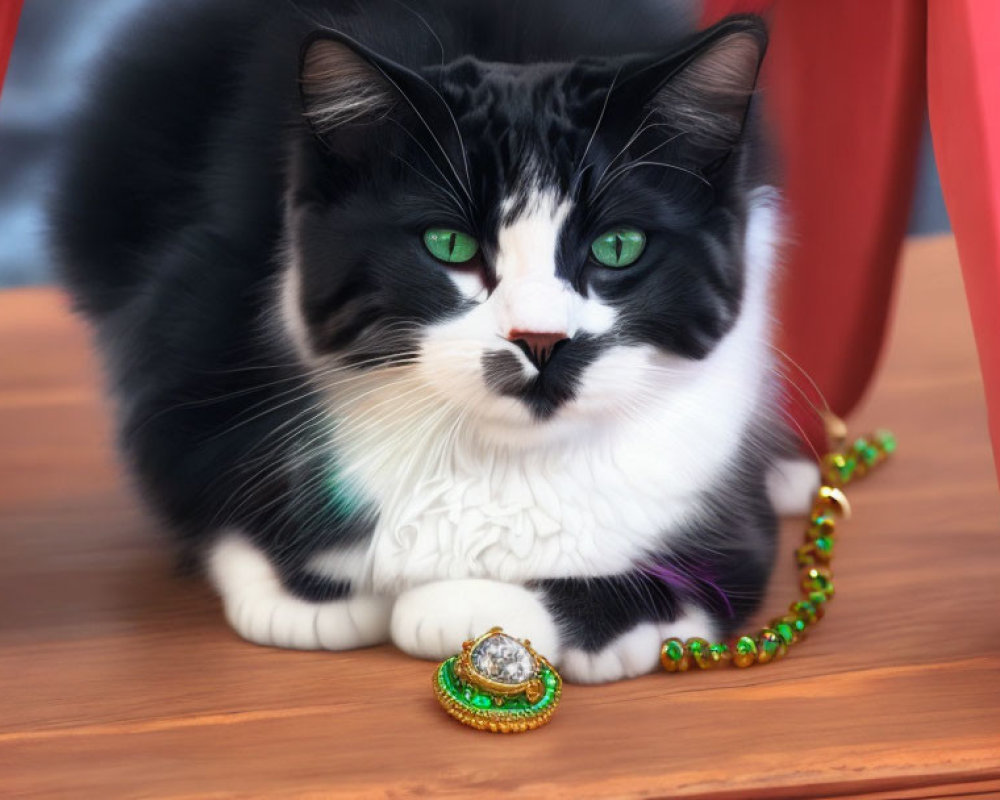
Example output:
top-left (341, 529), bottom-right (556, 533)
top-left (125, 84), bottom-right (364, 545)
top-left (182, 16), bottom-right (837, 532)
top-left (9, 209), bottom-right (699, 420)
top-left (620, 16), bottom-right (768, 160)
top-left (299, 31), bottom-right (463, 168)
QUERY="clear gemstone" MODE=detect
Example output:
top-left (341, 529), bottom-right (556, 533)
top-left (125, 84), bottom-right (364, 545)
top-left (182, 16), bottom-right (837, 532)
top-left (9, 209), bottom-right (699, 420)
top-left (471, 633), bottom-right (537, 684)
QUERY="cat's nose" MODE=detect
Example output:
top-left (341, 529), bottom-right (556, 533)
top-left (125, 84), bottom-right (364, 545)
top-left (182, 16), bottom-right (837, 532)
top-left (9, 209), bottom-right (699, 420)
top-left (507, 330), bottom-right (569, 370)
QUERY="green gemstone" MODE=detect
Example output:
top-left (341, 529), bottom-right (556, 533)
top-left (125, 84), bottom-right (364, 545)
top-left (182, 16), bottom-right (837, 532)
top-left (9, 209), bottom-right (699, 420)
top-left (809, 514), bottom-right (835, 538)
top-left (861, 445), bottom-right (880, 466)
top-left (876, 429), bottom-right (897, 453)
top-left (774, 622), bottom-right (795, 645)
top-left (815, 535), bottom-right (833, 553)
top-left (808, 590), bottom-right (829, 606)
top-left (792, 600), bottom-right (817, 623)
top-left (759, 631), bottom-right (781, 655)
top-left (471, 693), bottom-right (493, 709)
top-left (544, 672), bottom-right (558, 688)
top-left (665, 639), bottom-right (685, 662)
top-left (709, 643), bottom-right (729, 656)
top-left (736, 636), bottom-right (757, 655)
top-left (792, 618), bottom-right (807, 633)
top-left (805, 568), bottom-right (833, 593)
top-left (838, 455), bottom-right (857, 481)
top-left (686, 639), bottom-right (706, 657)
top-left (852, 437), bottom-right (870, 454)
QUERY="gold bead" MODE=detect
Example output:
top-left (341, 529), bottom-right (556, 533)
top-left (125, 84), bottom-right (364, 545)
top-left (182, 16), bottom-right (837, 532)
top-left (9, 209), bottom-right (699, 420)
top-left (660, 637), bottom-right (690, 672)
top-left (732, 636), bottom-right (758, 668)
top-left (800, 565), bottom-right (835, 599)
top-left (756, 629), bottom-right (786, 664)
top-left (685, 637), bottom-right (713, 669)
top-left (813, 485), bottom-right (852, 520)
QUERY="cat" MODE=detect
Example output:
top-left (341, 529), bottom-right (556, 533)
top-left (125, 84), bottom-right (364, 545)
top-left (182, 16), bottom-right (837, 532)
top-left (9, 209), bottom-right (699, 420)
top-left (52, 0), bottom-right (818, 683)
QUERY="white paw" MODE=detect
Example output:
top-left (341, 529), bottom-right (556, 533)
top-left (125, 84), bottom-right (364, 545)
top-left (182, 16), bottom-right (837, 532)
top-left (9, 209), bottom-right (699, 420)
top-left (766, 457), bottom-right (821, 516)
top-left (390, 579), bottom-right (560, 661)
top-left (559, 607), bottom-right (716, 684)
top-left (208, 532), bottom-right (391, 650)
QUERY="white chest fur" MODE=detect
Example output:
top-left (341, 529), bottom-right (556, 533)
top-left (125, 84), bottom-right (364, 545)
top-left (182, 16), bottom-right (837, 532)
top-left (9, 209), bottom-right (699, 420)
top-left (305, 193), bottom-right (778, 593)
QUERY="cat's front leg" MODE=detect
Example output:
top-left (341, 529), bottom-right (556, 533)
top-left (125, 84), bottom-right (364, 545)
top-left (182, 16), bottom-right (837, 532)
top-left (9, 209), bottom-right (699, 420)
top-left (535, 573), bottom-right (719, 684)
top-left (389, 579), bottom-right (561, 661)
top-left (208, 533), bottom-right (392, 650)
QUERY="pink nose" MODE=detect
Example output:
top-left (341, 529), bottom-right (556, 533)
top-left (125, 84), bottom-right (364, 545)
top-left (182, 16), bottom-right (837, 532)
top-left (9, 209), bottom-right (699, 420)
top-left (507, 330), bottom-right (569, 369)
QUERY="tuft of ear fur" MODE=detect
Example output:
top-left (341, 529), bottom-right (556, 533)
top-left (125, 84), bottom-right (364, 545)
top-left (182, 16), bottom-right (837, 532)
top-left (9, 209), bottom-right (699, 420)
top-left (653, 23), bottom-right (767, 153)
top-left (300, 36), bottom-right (399, 134)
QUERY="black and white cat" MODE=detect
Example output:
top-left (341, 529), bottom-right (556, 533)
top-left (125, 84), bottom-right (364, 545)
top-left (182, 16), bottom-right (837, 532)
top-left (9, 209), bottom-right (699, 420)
top-left (53, 0), bottom-right (817, 683)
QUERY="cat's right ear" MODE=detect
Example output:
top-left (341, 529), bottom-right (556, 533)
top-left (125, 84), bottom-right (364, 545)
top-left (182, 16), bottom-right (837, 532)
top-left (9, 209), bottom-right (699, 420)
top-left (299, 33), bottom-right (409, 157)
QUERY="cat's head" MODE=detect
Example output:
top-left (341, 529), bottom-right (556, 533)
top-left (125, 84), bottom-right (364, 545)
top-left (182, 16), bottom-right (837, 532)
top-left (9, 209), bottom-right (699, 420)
top-left (281, 15), bottom-right (774, 446)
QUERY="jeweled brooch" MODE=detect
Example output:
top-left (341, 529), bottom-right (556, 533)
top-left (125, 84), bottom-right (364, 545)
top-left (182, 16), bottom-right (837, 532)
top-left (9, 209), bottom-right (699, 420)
top-left (433, 627), bottom-right (562, 733)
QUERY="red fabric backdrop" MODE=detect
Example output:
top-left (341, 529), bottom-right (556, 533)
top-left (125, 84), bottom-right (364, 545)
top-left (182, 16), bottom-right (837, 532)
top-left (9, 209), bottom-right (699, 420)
top-left (0, 0), bottom-right (22, 101)
top-left (703, 0), bottom-right (927, 454)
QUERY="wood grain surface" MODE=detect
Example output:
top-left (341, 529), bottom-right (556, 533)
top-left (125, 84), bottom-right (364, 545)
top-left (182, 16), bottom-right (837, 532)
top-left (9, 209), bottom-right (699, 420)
top-left (1, 235), bottom-right (998, 799)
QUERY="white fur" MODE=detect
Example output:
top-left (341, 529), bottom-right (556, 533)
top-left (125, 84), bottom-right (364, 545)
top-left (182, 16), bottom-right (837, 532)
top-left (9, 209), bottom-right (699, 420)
top-left (495, 194), bottom-right (574, 336)
top-left (244, 188), bottom-right (783, 680)
top-left (560, 606), bottom-right (716, 683)
top-left (300, 191), bottom-right (779, 592)
top-left (389, 578), bottom-right (560, 660)
top-left (208, 533), bottom-right (391, 650)
top-left (766, 457), bottom-right (821, 515)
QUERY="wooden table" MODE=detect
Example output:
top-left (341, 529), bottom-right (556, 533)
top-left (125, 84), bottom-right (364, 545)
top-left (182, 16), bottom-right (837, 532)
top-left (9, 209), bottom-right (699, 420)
top-left (1, 235), bottom-right (998, 799)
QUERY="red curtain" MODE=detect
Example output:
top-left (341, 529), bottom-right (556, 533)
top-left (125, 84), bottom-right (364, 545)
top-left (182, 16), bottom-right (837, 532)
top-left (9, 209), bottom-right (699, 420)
top-left (0, 0), bottom-right (22, 101)
top-left (703, 1), bottom-right (928, 453)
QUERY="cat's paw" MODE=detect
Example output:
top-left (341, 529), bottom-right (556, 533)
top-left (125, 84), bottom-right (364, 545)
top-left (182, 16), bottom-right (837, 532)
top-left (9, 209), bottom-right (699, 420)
top-left (766, 457), bottom-right (821, 516)
top-left (390, 579), bottom-right (560, 661)
top-left (209, 533), bottom-right (392, 650)
top-left (559, 608), bottom-right (716, 684)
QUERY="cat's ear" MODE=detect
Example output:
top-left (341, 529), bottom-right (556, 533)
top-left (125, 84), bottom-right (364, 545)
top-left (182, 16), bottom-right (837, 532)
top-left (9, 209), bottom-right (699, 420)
top-left (299, 33), bottom-right (406, 147)
top-left (300, 35), bottom-right (402, 136)
top-left (653, 20), bottom-right (766, 153)
top-left (619, 17), bottom-right (767, 160)
top-left (299, 32), bottom-right (467, 175)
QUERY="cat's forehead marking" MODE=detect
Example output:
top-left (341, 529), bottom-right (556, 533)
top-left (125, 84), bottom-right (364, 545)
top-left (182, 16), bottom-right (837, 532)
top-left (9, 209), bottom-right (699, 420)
top-left (495, 190), bottom-right (572, 284)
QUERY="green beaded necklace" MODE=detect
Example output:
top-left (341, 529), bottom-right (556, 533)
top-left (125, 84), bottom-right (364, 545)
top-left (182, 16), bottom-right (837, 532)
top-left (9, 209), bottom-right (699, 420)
top-left (660, 421), bottom-right (896, 673)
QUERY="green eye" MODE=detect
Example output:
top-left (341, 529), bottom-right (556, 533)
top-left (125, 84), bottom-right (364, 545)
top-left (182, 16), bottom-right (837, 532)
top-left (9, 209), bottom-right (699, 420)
top-left (423, 228), bottom-right (479, 264)
top-left (590, 228), bottom-right (646, 268)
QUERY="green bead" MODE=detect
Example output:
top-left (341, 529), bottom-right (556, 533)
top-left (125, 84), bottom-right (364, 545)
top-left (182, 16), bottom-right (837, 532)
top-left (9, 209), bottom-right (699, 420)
top-left (839, 455), bottom-right (857, 482)
top-left (801, 566), bottom-right (834, 599)
top-left (664, 639), bottom-right (685, 662)
top-left (808, 514), bottom-right (836, 540)
top-left (875, 429), bottom-right (897, 454)
top-left (661, 637), bottom-right (691, 672)
top-left (710, 642), bottom-right (729, 656)
top-left (809, 590), bottom-right (830, 606)
top-left (733, 636), bottom-right (757, 668)
top-left (471, 693), bottom-right (492, 709)
top-left (825, 452), bottom-right (856, 484)
top-left (791, 600), bottom-right (819, 624)
top-left (736, 637), bottom-right (757, 654)
top-left (686, 637), bottom-right (715, 669)
top-left (773, 621), bottom-right (796, 645)
top-left (686, 638), bottom-right (707, 657)
top-left (756, 629), bottom-right (785, 664)
top-left (815, 535), bottom-right (833, 553)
